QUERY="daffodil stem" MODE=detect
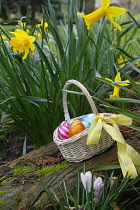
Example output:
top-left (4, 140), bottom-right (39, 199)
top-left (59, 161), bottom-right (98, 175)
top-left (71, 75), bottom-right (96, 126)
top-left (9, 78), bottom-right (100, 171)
top-left (0, 26), bottom-right (11, 40)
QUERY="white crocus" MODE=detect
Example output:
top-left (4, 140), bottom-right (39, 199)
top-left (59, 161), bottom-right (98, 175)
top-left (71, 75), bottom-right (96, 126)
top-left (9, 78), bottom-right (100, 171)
top-left (80, 171), bottom-right (92, 193)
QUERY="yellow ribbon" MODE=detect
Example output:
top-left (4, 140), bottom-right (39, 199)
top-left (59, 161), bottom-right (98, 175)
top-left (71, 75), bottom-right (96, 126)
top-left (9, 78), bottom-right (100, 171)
top-left (87, 113), bottom-right (140, 179)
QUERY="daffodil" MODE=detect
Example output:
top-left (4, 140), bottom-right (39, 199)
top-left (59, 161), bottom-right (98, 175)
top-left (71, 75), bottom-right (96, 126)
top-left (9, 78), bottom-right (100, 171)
top-left (0, 35), bottom-right (6, 40)
top-left (34, 32), bottom-right (42, 40)
top-left (16, 20), bottom-right (30, 34)
top-left (82, 0), bottom-right (127, 30)
top-left (105, 72), bottom-right (129, 98)
top-left (36, 20), bottom-right (48, 31)
top-left (131, 0), bottom-right (135, 2)
top-left (136, 61), bottom-right (140, 67)
top-left (17, 20), bottom-right (27, 28)
top-left (117, 55), bottom-right (128, 67)
top-left (10, 29), bottom-right (35, 60)
top-left (77, 12), bottom-right (83, 18)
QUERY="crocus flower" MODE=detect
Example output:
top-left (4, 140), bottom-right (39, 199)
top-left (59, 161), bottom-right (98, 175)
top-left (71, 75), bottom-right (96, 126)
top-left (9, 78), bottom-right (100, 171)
top-left (94, 177), bottom-right (104, 204)
top-left (64, 205), bottom-right (84, 210)
top-left (110, 177), bottom-right (117, 189)
top-left (80, 171), bottom-right (92, 193)
top-left (64, 206), bottom-right (75, 210)
top-left (10, 29), bottom-right (35, 59)
top-left (82, 0), bottom-right (127, 30)
top-left (105, 72), bottom-right (129, 98)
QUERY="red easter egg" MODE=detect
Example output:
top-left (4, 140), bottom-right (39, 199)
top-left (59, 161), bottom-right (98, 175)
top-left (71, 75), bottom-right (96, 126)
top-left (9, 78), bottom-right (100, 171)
top-left (58, 121), bottom-right (70, 140)
top-left (69, 120), bottom-right (85, 137)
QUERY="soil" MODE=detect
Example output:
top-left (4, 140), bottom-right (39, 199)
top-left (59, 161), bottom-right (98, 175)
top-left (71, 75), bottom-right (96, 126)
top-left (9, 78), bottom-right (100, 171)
top-left (0, 128), bottom-right (65, 168)
top-left (0, 129), bottom-right (35, 165)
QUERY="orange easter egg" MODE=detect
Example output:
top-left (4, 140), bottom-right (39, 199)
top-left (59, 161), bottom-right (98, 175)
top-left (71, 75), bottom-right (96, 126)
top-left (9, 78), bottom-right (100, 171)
top-left (69, 120), bottom-right (85, 137)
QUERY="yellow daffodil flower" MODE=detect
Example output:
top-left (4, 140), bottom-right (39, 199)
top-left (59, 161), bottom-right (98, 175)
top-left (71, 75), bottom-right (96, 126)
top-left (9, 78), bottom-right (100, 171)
top-left (10, 29), bottom-right (35, 60)
top-left (117, 55), bottom-right (128, 67)
top-left (82, 0), bottom-right (127, 30)
top-left (0, 35), bottom-right (6, 40)
top-left (25, 29), bottom-right (30, 34)
top-left (105, 72), bottom-right (129, 98)
top-left (16, 21), bottom-right (30, 34)
top-left (34, 32), bottom-right (42, 40)
top-left (17, 20), bottom-right (26, 28)
top-left (77, 12), bottom-right (83, 18)
top-left (131, 0), bottom-right (135, 2)
top-left (136, 61), bottom-right (140, 67)
top-left (36, 20), bottom-right (48, 31)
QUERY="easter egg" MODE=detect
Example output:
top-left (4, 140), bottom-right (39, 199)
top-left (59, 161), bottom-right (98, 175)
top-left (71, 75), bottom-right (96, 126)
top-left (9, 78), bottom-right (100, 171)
top-left (58, 121), bottom-right (70, 140)
top-left (68, 119), bottom-right (75, 124)
top-left (69, 120), bottom-right (85, 137)
top-left (81, 113), bottom-right (94, 125)
top-left (81, 121), bottom-right (90, 129)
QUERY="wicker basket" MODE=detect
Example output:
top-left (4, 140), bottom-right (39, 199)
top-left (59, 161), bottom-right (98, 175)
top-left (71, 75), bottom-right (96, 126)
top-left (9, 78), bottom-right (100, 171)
top-left (53, 80), bottom-right (115, 162)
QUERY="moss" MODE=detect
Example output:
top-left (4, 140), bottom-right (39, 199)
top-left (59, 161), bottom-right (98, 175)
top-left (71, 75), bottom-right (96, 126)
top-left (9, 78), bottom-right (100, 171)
top-left (15, 196), bottom-right (22, 206)
top-left (1, 177), bottom-right (13, 186)
top-left (17, 197), bottom-right (22, 202)
top-left (0, 202), bottom-right (6, 206)
top-left (0, 189), bottom-right (8, 195)
top-left (35, 160), bottom-right (72, 177)
top-left (1, 161), bottom-right (72, 187)
top-left (13, 166), bottom-right (35, 176)
top-left (0, 175), bottom-right (7, 181)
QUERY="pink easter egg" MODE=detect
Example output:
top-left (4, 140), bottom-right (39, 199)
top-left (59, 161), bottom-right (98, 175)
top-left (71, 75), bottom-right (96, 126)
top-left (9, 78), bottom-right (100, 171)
top-left (58, 121), bottom-right (70, 140)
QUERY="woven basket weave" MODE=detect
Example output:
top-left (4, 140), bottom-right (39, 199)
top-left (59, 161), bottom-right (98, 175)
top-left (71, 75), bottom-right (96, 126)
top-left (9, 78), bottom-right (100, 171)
top-left (53, 80), bottom-right (115, 162)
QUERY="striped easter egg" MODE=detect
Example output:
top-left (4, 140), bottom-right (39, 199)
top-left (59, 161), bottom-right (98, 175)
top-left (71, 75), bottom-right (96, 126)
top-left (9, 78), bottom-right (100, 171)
top-left (58, 121), bottom-right (70, 140)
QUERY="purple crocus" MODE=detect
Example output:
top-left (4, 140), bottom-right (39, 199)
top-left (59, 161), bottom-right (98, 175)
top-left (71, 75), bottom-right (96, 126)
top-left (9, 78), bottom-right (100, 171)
top-left (94, 177), bottom-right (104, 203)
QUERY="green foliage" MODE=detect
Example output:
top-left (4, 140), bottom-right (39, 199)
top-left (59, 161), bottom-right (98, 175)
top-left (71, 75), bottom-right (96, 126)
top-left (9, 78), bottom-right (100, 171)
top-left (95, 74), bottom-right (140, 126)
top-left (41, 166), bottom-right (140, 210)
top-left (0, 0), bottom-right (140, 147)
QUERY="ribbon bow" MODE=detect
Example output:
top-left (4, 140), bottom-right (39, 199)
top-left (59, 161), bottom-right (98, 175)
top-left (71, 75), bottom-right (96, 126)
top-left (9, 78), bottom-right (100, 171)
top-left (87, 113), bottom-right (140, 179)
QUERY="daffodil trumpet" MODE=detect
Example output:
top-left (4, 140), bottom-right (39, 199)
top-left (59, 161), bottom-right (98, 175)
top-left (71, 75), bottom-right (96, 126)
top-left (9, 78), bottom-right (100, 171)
top-left (10, 29), bottom-right (35, 59)
top-left (105, 72), bottom-right (129, 98)
top-left (82, 0), bottom-right (127, 30)
top-left (87, 113), bottom-right (140, 179)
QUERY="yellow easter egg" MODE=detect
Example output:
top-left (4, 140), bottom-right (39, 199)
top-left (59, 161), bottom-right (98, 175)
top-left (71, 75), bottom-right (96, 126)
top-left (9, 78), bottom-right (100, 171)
top-left (69, 120), bottom-right (85, 137)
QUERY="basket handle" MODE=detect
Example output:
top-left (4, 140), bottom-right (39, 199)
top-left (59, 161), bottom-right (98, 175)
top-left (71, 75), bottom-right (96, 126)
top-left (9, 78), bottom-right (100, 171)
top-left (62, 80), bottom-right (98, 121)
